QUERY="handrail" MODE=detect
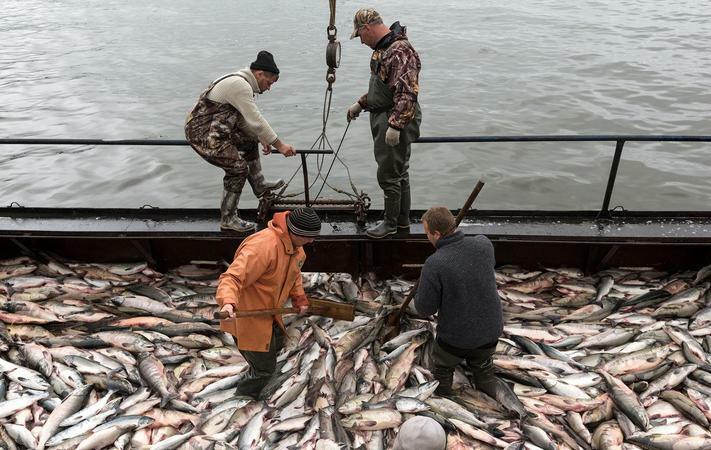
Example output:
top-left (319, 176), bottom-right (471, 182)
top-left (3, 135), bottom-right (711, 145)
top-left (0, 138), bottom-right (333, 204)
top-left (416, 135), bottom-right (711, 143)
top-left (415, 135), bottom-right (711, 219)
top-left (0, 138), bottom-right (332, 154)
top-left (2, 135), bottom-right (711, 219)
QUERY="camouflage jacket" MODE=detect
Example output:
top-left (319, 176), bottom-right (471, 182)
top-left (358, 22), bottom-right (421, 130)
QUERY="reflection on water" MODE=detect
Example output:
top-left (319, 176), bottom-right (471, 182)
top-left (1, 0), bottom-right (710, 211)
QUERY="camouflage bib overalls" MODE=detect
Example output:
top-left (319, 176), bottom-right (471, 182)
top-left (184, 73), bottom-right (274, 199)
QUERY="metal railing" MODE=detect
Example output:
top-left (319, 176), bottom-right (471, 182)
top-left (2, 135), bottom-right (711, 219)
top-left (0, 138), bottom-right (333, 207)
top-left (418, 135), bottom-right (711, 219)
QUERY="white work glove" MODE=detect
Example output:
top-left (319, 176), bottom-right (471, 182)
top-left (385, 126), bottom-right (401, 146)
top-left (347, 102), bottom-right (363, 122)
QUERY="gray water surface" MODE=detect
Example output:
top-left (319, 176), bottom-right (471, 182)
top-left (1, 0), bottom-right (710, 211)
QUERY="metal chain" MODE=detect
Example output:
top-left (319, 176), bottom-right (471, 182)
top-left (313, 121), bottom-right (359, 201)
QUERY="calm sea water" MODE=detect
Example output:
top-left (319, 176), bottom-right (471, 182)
top-left (1, 0), bottom-right (710, 211)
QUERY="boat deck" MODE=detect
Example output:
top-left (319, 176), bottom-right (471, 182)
top-left (2, 207), bottom-right (711, 241)
top-left (2, 207), bottom-right (710, 276)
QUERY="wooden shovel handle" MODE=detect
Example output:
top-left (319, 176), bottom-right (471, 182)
top-left (398, 179), bottom-right (485, 315)
top-left (455, 180), bottom-right (486, 226)
top-left (214, 307), bottom-right (298, 320)
top-left (213, 296), bottom-right (354, 321)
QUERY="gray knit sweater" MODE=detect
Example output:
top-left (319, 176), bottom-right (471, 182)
top-left (414, 231), bottom-right (503, 350)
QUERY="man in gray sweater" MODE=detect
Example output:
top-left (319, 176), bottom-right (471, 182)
top-left (415, 206), bottom-right (526, 418)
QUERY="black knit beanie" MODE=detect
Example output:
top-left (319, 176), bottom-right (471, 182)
top-left (287, 207), bottom-right (321, 237)
top-left (250, 50), bottom-right (280, 75)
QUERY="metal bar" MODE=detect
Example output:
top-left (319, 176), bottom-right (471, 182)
top-left (0, 138), bottom-right (332, 154)
top-left (268, 149), bottom-right (333, 155)
top-left (275, 199), bottom-right (355, 206)
top-left (275, 205), bottom-right (355, 211)
top-left (4, 206), bottom-right (711, 220)
top-left (301, 153), bottom-right (310, 207)
top-left (3, 136), bottom-right (711, 146)
top-left (3, 135), bottom-right (710, 217)
top-left (275, 205), bottom-right (355, 210)
top-left (597, 140), bottom-right (625, 220)
top-left (415, 135), bottom-right (711, 143)
top-left (0, 139), bottom-right (190, 146)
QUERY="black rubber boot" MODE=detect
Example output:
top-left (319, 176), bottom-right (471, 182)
top-left (366, 197), bottom-right (399, 239)
top-left (365, 221), bottom-right (398, 239)
top-left (247, 157), bottom-right (285, 197)
top-left (220, 190), bottom-right (256, 233)
top-left (397, 179), bottom-right (411, 229)
top-left (433, 367), bottom-right (455, 397)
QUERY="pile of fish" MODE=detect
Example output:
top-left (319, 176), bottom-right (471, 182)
top-left (1, 254), bottom-right (711, 450)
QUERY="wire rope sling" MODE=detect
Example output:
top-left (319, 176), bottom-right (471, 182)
top-left (258, 0), bottom-right (371, 224)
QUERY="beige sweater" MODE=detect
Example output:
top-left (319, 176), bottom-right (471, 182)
top-left (207, 68), bottom-right (278, 144)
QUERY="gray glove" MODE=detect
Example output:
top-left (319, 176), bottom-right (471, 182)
top-left (385, 126), bottom-right (401, 146)
top-left (347, 102), bottom-right (363, 122)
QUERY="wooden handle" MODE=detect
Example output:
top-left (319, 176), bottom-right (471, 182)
top-left (213, 297), bottom-right (355, 321)
top-left (398, 179), bottom-right (485, 315)
top-left (454, 180), bottom-right (485, 226)
top-left (214, 307), bottom-right (298, 320)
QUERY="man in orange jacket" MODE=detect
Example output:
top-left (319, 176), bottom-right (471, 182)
top-left (216, 207), bottom-right (322, 398)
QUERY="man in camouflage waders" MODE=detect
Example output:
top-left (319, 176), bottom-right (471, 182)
top-left (347, 8), bottom-right (422, 239)
top-left (185, 51), bottom-right (296, 232)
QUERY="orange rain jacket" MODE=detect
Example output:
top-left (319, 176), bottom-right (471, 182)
top-left (216, 211), bottom-right (308, 351)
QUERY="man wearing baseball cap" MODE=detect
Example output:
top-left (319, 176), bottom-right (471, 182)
top-left (216, 207), bottom-right (321, 398)
top-left (185, 50), bottom-right (297, 233)
top-left (346, 8), bottom-right (422, 239)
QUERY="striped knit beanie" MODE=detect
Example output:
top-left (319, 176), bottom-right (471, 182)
top-left (286, 207), bottom-right (321, 237)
